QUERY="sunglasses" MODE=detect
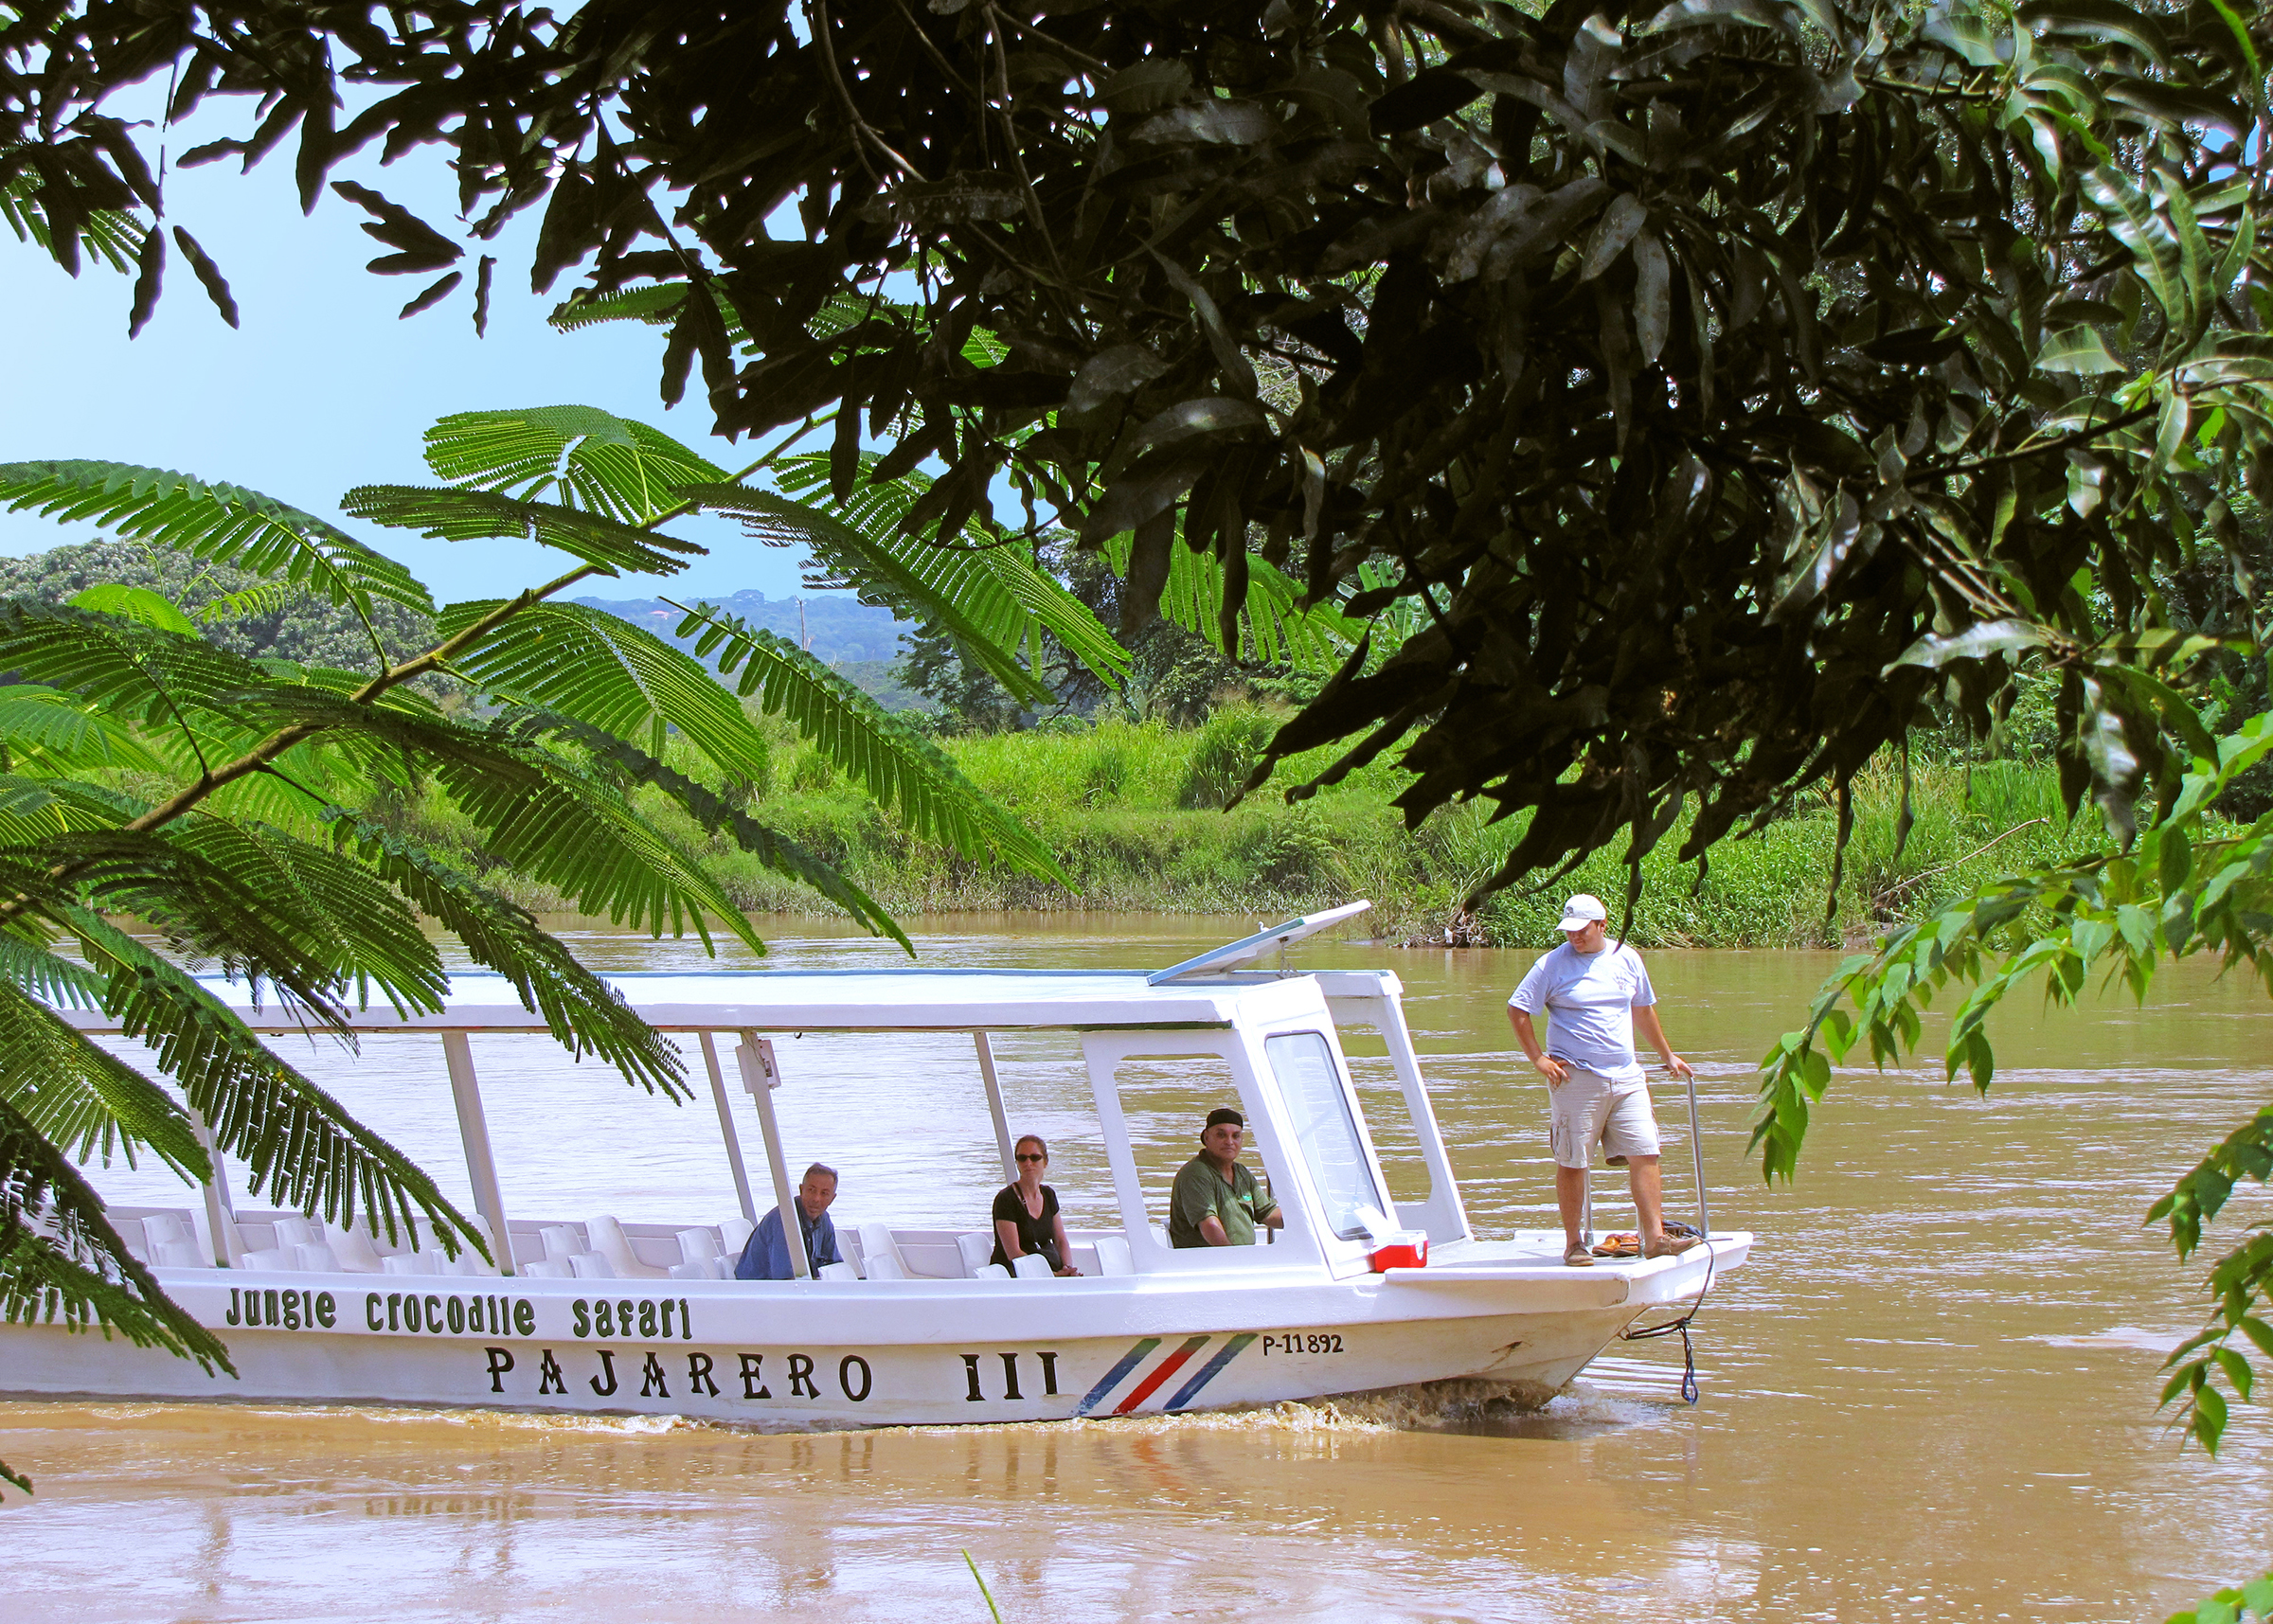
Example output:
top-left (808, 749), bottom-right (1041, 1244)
top-left (1014, 1151), bottom-right (1047, 1162)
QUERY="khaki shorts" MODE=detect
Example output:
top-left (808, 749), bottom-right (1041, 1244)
top-left (1548, 1064), bottom-right (1661, 1169)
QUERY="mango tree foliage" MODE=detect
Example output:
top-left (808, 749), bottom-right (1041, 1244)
top-left (1757, 707), bottom-right (2273, 1456)
top-left (0, 404), bottom-right (1073, 1492)
top-left (7, 0), bottom-right (2272, 899)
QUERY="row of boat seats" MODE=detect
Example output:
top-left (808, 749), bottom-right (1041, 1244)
top-left (121, 1210), bottom-right (503, 1275)
top-left (512, 1218), bottom-right (759, 1281)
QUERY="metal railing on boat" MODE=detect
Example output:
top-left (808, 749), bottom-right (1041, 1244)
top-left (1580, 1065), bottom-right (1710, 1246)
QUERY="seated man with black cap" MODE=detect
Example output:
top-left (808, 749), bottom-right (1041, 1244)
top-left (1168, 1107), bottom-right (1284, 1248)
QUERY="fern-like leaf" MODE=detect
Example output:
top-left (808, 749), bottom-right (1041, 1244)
top-left (775, 452), bottom-right (1129, 688)
top-left (547, 286), bottom-right (690, 331)
top-left (0, 686), bottom-right (165, 774)
top-left (439, 600), bottom-right (770, 781)
top-left (519, 713), bottom-right (911, 950)
top-left (0, 602), bottom-right (281, 754)
top-left (152, 813), bottom-right (451, 1020)
top-left (340, 485), bottom-right (706, 578)
top-left (669, 601), bottom-right (1067, 882)
top-left (679, 459), bottom-right (1128, 705)
top-left (319, 812), bottom-right (689, 1097)
top-left (418, 406), bottom-right (728, 526)
top-left (0, 461), bottom-right (434, 636)
top-left (0, 962), bottom-right (207, 1177)
top-left (196, 581), bottom-right (301, 624)
top-left (66, 913), bottom-right (478, 1250)
top-left (1107, 533), bottom-right (1357, 670)
top-left (221, 687), bottom-right (770, 955)
top-left (1, 1088), bottom-right (231, 1385)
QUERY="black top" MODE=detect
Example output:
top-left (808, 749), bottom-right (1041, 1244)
top-left (990, 1182), bottom-right (1062, 1271)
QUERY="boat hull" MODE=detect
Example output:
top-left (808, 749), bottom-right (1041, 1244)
top-left (0, 1237), bottom-right (1746, 1425)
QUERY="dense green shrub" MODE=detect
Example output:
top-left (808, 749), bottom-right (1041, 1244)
top-left (1176, 707), bottom-right (1275, 810)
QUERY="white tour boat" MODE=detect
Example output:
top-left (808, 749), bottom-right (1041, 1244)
top-left (8, 907), bottom-right (1750, 1424)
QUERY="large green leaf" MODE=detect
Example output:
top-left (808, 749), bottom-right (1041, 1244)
top-left (340, 485), bottom-right (707, 578)
top-left (0, 461), bottom-right (435, 634)
top-left (419, 406), bottom-right (728, 526)
top-left (439, 599), bottom-right (771, 781)
top-left (670, 600), bottom-right (1067, 882)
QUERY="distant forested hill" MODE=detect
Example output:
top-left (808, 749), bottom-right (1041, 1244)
top-left (574, 590), bottom-right (911, 666)
top-left (0, 539), bottom-right (437, 671)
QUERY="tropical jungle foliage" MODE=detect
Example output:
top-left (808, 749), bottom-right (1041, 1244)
top-left (8, 0), bottom-right (2270, 906)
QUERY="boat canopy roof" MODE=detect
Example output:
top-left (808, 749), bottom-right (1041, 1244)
top-left (57, 966), bottom-right (1401, 1037)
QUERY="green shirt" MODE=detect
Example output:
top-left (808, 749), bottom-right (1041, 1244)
top-left (1169, 1155), bottom-right (1278, 1248)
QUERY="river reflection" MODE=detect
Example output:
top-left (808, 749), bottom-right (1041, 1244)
top-left (8, 915), bottom-right (2270, 1620)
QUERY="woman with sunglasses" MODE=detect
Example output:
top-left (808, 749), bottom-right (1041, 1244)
top-left (991, 1133), bottom-right (1080, 1276)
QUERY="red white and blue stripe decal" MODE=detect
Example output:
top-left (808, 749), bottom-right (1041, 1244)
top-left (1076, 1332), bottom-right (1259, 1416)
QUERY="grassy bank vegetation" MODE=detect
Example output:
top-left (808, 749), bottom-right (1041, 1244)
top-left (373, 705), bottom-right (2141, 949)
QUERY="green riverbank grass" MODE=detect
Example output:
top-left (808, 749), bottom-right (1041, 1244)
top-left (383, 709), bottom-right (2139, 949)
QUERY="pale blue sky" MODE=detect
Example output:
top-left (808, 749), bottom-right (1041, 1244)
top-left (0, 134), bottom-right (819, 605)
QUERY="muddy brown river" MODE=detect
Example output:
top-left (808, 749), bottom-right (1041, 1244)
top-left (7, 917), bottom-right (2268, 1620)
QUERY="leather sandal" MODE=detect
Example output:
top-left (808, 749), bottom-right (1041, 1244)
top-left (1644, 1233), bottom-right (1702, 1259)
top-left (1563, 1241), bottom-right (1596, 1267)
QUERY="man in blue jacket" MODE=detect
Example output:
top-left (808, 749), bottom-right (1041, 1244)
top-left (736, 1163), bottom-right (844, 1279)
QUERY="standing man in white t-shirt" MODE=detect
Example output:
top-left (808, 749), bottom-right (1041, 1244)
top-left (1507, 893), bottom-right (1702, 1268)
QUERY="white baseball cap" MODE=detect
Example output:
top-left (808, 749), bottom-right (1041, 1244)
top-left (1557, 894), bottom-right (1608, 932)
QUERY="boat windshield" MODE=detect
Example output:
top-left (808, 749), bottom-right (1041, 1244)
top-left (1264, 1032), bottom-right (1387, 1242)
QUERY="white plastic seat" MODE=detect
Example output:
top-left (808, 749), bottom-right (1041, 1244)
top-left (675, 1227), bottom-right (723, 1264)
top-left (240, 1246), bottom-right (296, 1272)
top-left (272, 1215), bottom-right (323, 1250)
top-left (668, 1260), bottom-right (710, 1281)
top-left (1151, 1223), bottom-right (1170, 1250)
top-left (437, 1252), bottom-right (484, 1277)
top-left (519, 1258), bottom-right (572, 1278)
top-left (1092, 1236), bottom-right (1135, 1276)
top-left (954, 1232), bottom-right (994, 1277)
top-left (587, 1215), bottom-right (668, 1279)
top-left (325, 1222), bottom-right (384, 1273)
top-left (720, 1217), bottom-right (755, 1258)
top-left (294, 1241), bottom-right (340, 1273)
top-left (816, 1260), bottom-right (858, 1282)
top-left (1011, 1253), bottom-right (1053, 1280)
top-left (540, 1225), bottom-right (582, 1263)
top-left (855, 1222), bottom-right (907, 1280)
top-left (709, 1256), bottom-right (735, 1279)
top-left (567, 1252), bottom-right (617, 1279)
top-left (152, 1240), bottom-right (207, 1269)
top-left (972, 1262), bottom-right (1011, 1280)
top-left (142, 1212), bottom-right (192, 1248)
top-left (381, 1253), bottom-right (437, 1276)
